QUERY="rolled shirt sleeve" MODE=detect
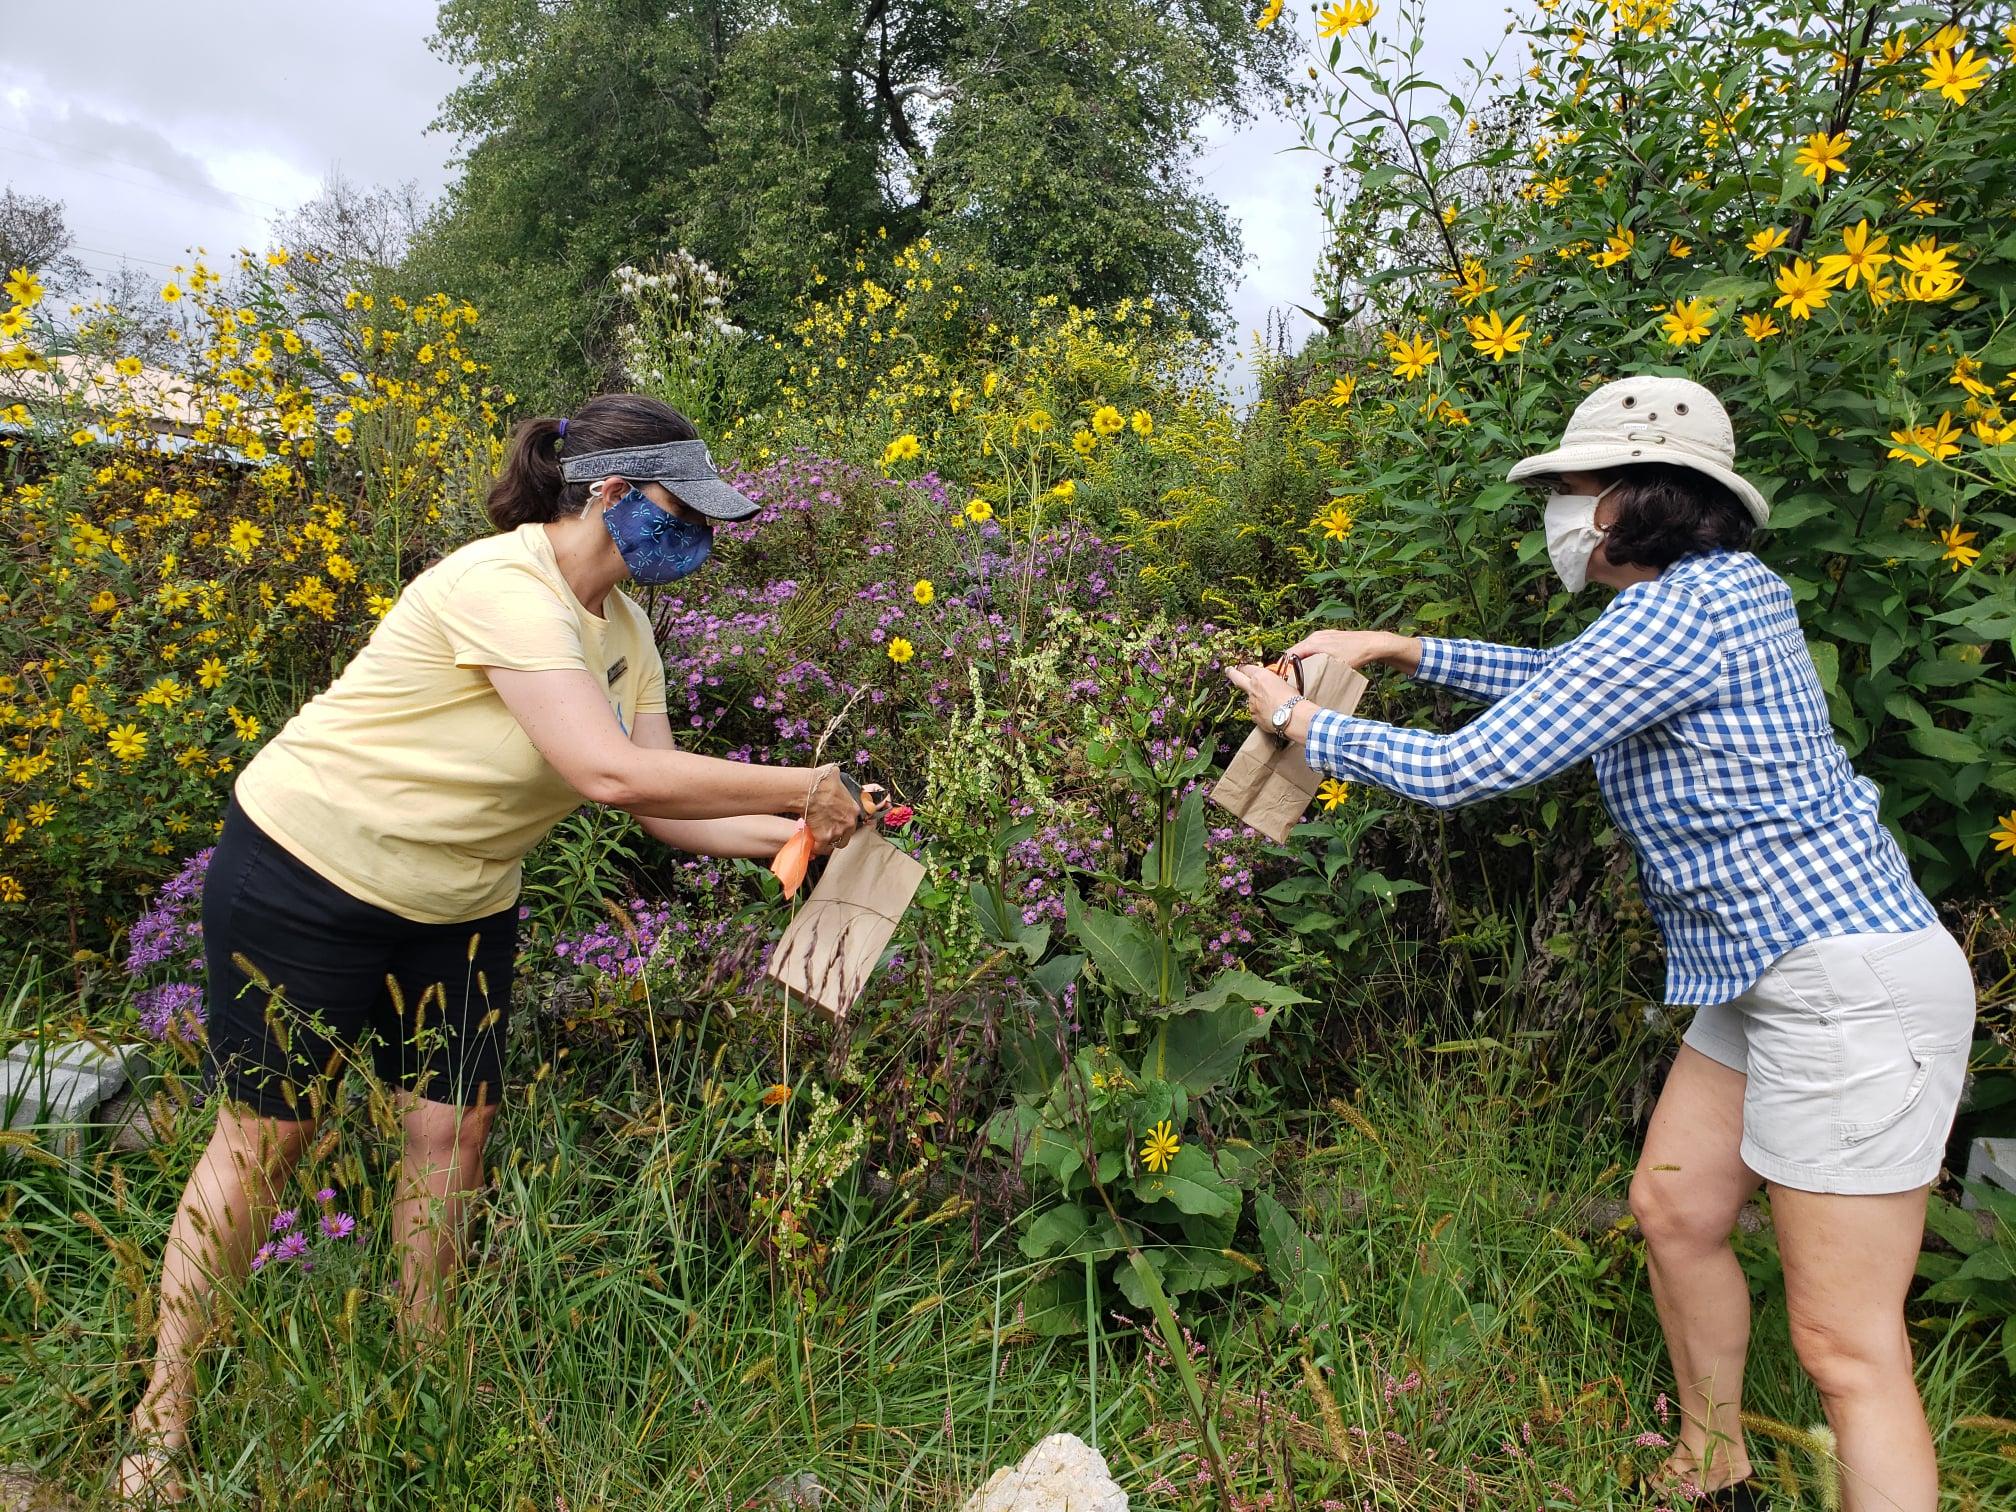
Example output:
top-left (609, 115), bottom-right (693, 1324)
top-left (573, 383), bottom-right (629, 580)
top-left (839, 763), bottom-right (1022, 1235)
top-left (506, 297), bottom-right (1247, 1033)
top-left (1305, 583), bottom-right (1724, 809)
top-left (1412, 636), bottom-right (1555, 702)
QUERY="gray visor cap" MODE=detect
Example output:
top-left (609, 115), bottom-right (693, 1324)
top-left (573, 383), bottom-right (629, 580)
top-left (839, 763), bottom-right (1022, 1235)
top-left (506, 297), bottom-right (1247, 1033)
top-left (559, 439), bottom-right (760, 521)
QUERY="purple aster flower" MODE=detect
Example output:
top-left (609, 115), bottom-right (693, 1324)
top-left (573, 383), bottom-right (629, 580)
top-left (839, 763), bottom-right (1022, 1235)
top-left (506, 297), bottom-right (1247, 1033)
top-left (275, 1231), bottom-right (309, 1262)
top-left (270, 1208), bottom-right (298, 1234)
top-left (314, 1188), bottom-right (335, 1204)
top-left (319, 1212), bottom-right (357, 1242)
top-left (250, 1242), bottom-right (275, 1272)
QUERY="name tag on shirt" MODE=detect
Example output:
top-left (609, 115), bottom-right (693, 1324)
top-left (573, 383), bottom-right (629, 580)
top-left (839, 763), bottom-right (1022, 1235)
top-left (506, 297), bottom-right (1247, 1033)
top-left (605, 656), bottom-right (628, 687)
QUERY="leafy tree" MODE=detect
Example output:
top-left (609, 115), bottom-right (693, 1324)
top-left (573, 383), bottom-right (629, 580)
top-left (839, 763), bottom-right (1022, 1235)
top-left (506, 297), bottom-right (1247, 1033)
top-left (416, 0), bottom-right (1294, 404)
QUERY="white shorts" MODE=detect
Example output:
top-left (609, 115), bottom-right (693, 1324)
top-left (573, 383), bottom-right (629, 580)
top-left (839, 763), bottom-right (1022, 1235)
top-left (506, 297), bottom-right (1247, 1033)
top-left (1681, 925), bottom-right (1976, 1195)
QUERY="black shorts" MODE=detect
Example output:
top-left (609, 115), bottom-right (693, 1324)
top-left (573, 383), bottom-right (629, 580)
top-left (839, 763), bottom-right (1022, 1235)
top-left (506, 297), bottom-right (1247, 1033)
top-left (201, 798), bottom-right (517, 1119)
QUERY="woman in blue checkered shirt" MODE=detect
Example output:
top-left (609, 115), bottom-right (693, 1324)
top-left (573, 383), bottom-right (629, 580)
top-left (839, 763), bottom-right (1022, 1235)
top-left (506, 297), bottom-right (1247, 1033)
top-left (1229, 376), bottom-right (1975, 1512)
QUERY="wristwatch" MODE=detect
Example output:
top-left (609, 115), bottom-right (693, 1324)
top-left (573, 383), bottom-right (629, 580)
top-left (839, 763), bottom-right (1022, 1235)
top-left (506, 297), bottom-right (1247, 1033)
top-left (1270, 695), bottom-right (1305, 739)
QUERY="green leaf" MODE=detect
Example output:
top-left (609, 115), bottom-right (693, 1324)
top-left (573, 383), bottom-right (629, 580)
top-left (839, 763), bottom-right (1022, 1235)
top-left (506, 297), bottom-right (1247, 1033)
top-left (1019, 1203), bottom-right (1101, 1260)
top-left (1165, 969), bottom-right (1310, 1019)
top-left (1064, 887), bottom-right (1164, 1000)
top-left (1807, 639), bottom-right (1840, 697)
top-left (1157, 998), bottom-right (1275, 1094)
top-left (1144, 790), bottom-right (1208, 895)
top-left (1130, 1143), bottom-right (1238, 1218)
top-left (1253, 1189), bottom-right (1332, 1319)
top-left (1030, 953), bottom-right (1084, 1000)
top-left (1018, 1269), bottom-right (1089, 1337)
top-left (1905, 726), bottom-right (1985, 765)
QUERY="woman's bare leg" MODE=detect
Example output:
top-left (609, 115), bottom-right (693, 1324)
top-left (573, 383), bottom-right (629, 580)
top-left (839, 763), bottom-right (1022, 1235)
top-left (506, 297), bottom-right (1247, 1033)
top-left (392, 1093), bottom-right (497, 1336)
top-left (1629, 1046), bottom-right (1762, 1491)
top-left (1774, 1184), bottom-right (1937, 1512)
top-left (118, 1108), bottom-right (316, 1498)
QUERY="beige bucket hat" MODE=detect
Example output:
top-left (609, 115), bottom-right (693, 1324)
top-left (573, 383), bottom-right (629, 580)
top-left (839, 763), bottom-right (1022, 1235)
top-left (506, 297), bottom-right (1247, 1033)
top-left (1505, 375), bottom-right (1769, 525)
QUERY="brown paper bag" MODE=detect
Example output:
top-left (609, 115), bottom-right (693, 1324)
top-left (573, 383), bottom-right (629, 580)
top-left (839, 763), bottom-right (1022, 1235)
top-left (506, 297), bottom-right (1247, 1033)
top-left (765, 833), bottom-right (925, 1020)
top-left (1208, 652), bottom-right (1368, 843)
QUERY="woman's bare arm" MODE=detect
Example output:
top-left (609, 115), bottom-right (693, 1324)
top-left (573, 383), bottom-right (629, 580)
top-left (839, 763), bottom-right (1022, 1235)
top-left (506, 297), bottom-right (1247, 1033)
top-left (483, 666), bottom-right (857, 844)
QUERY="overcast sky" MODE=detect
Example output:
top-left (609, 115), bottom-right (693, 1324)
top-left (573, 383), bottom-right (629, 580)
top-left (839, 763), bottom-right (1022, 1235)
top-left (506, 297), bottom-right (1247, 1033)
top-left (2, 0), bottom-right (1516, 370)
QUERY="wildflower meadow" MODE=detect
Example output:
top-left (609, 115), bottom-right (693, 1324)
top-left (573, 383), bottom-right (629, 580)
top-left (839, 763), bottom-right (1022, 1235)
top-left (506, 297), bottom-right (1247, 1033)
top-left (2, 2), bottom-right (2014, 1509)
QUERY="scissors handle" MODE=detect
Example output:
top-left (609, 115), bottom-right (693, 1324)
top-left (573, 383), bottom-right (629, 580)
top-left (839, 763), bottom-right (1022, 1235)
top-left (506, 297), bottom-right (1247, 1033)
top-left (837, 772), bottom-right (890, 825)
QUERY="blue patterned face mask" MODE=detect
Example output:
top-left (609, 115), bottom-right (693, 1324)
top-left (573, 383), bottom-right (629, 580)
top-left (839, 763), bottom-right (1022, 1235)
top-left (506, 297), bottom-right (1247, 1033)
top-left (602, 486), bottom-right (713, 584)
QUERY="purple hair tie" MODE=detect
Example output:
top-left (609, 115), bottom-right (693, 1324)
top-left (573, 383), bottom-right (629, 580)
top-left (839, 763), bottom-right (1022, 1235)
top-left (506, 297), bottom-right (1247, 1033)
top-left (556, 417), bottom-right (569, 438)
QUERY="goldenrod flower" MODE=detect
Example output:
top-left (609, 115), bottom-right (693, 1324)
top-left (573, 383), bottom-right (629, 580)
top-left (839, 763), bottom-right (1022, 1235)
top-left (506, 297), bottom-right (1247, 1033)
top-left (1660, 298), bottom-right (1715, 347)
top-left (107, 724), bottom-right (148, 762)
top-left (1745, 226), bottom-right (1789, 260)
top-left (1387, 331), bottom-right (1440, 380)
top-left (1937, 523), bottom-right (1980, 572)
top-left (1921, 47), bottom-right (1989, 104)
top-left (1817, 220), bottom-right (1891, 291)
top-left (1450, 259), bottom-right (1496, 308)
top-left (1794, 130), bottom-right (1850, 185)
top-left (1315, 501), bottom-right (1354, 540)
top-left (1465, 309), bottom-right (1530, 361)
top-left (1318, 779), bottom-right (1351, 812)
top-left (1742, 312), bottom-right (1781, 341)
top-left (1588, 224), bottom-right (1637, 269)
top-left (3, 267), bottom-right (44, 307)
top-left (1989, 810), bottom-right (2016, 857)
top-left (912, 578), bottom-right (935, 606)
top-left (1894, 237), bottom-right (1963, 301)
top-left (1950, 356), bottom-right (1995, 399)
top-left (1316, 0), bottom-right (1377, 41)
top-left (1886, 413), bottom-right (1962, 465)
top-left (886, 636), bottom-right (915, 664)
top-left (1141, 1119), bottom-right (1181, 1174)
top-left (1772, 258), bottom-right (1838, 320)
top-left (226, 519), bottom-right (265, 560)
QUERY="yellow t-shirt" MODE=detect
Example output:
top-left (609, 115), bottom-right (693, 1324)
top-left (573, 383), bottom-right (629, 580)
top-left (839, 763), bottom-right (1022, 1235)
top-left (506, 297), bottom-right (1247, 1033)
top-left (235, 523), bottom-right (667, 923)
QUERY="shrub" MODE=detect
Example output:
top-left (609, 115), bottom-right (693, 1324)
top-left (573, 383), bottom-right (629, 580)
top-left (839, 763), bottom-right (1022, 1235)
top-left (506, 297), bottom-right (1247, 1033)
top-left (1299, 0), bottom-right (2016, 898)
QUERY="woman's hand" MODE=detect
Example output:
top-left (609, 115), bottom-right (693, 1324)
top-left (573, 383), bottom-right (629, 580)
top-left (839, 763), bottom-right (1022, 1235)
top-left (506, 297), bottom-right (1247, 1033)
top-left (1283, 629), bottom-right (1422, 675)
top-left (804, 765), bottom-right (867, 850)
top-left (1225, 663), bottom-right (1317, 743)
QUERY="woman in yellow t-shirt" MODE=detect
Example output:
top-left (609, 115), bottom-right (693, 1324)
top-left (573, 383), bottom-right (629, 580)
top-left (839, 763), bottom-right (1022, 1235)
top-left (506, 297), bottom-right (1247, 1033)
top-left (118, 393), bottom-right (866, 1501)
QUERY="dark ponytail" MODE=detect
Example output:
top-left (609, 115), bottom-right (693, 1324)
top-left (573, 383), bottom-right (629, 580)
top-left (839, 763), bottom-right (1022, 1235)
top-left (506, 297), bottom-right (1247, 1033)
top-left (484, 393), bottom-right (701, 531)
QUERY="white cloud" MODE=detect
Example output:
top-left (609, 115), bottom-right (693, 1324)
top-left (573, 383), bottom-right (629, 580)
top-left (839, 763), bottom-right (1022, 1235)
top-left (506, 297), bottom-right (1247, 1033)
top-left (11, 0), bottom-right (1517, 382)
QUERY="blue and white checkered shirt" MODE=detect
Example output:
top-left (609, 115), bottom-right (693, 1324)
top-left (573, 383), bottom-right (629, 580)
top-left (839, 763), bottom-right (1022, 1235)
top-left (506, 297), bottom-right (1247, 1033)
top-left (1303, 551), bottom-right (1936, 1006)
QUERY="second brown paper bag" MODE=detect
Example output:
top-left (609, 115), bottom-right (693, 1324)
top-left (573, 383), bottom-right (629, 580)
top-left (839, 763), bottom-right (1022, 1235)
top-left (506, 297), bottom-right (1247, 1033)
top-left (1208, 652), bottom-right (1368, 843)
top-left (765, 833), bottom-right (925, 1020)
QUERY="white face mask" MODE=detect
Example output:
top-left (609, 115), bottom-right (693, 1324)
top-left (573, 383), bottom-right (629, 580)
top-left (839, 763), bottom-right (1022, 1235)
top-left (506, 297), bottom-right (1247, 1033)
top-left (1543, 481), bottom-right (1620, 593)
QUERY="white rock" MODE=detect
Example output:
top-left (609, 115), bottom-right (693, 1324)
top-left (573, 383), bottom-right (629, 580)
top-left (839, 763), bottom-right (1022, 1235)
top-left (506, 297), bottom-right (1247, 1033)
top-left (959, 1433), bottom-right (1127, 1512)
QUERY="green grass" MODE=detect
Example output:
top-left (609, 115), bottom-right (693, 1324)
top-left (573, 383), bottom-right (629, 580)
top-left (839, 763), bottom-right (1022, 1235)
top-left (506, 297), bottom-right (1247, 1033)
top-left (3, 990), bottom-right (2013, 1510)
